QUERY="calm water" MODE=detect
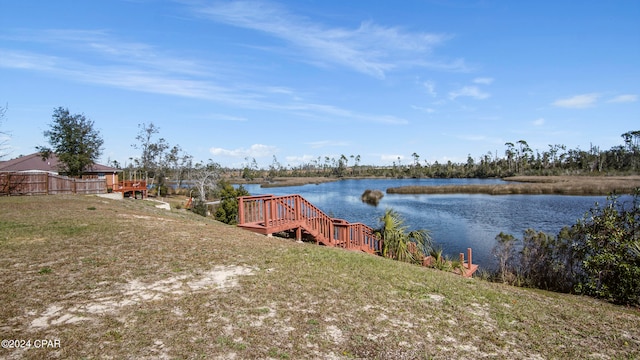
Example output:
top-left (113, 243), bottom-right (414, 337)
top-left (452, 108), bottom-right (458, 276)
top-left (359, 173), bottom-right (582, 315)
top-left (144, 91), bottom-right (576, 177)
top-left (241, 179), bottom-right (612, 270)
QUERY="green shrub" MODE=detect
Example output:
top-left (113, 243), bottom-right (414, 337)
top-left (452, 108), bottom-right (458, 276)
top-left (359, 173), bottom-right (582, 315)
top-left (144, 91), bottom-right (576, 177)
top-left (572, 190), bottom-right (640, 305)
top-left (491, 189), bottom-right (640, 306)
top-left (191, 199), bottom-right (209, 217)
top-left (214, 180), bottom-right (250, 225)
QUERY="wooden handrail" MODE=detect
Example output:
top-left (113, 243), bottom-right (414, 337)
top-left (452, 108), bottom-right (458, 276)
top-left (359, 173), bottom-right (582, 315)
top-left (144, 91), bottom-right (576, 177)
top-left (238, 194), bottom-right (477, 276)
top-left (238, 194), bottom-right (381, 254)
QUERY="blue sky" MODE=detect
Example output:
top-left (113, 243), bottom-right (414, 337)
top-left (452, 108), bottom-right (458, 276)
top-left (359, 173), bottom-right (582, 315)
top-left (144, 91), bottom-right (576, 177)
top-left (1, 0), bottom-right (638, 168)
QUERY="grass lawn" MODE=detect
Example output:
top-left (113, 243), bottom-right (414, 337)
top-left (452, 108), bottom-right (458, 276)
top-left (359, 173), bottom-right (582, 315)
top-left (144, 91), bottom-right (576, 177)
top-left (1, 195), bottom-right (638, 359)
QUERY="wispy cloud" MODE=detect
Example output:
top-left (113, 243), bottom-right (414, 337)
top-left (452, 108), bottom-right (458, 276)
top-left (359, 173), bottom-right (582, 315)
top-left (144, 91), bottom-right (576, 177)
top-left (608, 94), bottom-right (637, 103)
top-left (201, 113), bottom-right (248, 122)
top-left (191, 0), bottom-right (462, 78)
top-left (306, 140), bottom-right (350, 149)
top-left (380, 154), bottom-right (404, 163)
top-left (411, 105), bottom-right (435, 113)
top-left (285, 154), bottom-right (317, 165)
top-left (473, 77), bottom-right (493, 85)
top-left (423, 81), bottom-right (437, 97)
top-left (210, 144), bottom-right (277, 158)
top-left (1, 33), bottom-right (408, 126)
top-left (449, 86), bottom-right (490, 100)
top-left (532, 118), bottom-right (545, 126)
top-left (552, 93), bottom-right (599, 108)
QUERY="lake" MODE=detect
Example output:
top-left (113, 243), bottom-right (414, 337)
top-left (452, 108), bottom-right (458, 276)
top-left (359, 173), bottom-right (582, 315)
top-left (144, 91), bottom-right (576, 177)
top-left (240, 178), bottom-right (612, 270)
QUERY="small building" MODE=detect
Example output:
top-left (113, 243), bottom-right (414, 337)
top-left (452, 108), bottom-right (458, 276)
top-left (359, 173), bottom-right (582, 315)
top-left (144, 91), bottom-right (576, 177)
top-left (0, 153), bottom-right (120, 191)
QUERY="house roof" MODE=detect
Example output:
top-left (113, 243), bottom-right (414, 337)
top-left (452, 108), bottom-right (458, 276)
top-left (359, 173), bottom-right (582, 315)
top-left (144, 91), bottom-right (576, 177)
top-left (0, 153), bottom-right (119, 173)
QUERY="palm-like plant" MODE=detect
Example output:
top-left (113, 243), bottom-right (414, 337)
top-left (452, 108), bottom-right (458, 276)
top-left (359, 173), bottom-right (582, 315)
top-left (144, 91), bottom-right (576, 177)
top-left (377, 208), bottom-right (432, 264)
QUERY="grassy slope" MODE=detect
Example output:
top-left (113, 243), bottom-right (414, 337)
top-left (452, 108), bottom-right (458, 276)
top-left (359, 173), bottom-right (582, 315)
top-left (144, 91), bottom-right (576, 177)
top-left (1, 195), bottom-right (638, 359)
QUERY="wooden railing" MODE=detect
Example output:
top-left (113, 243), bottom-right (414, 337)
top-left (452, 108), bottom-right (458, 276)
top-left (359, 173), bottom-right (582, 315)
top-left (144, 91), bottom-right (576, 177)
top-left (112, 180), bottom-right (147, 198)
top-left (237, 194), bottom-right (381, 254)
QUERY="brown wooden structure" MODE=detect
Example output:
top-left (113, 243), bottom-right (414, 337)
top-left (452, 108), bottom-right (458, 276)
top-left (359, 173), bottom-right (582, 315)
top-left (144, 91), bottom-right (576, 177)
top-left (112, 180), bottom-right (147, 199)
top-left (237, 194), bottom-right (477, 277)
top-left (0, 172), bottom-right (107, 196)
top-left (421, 248), bottom-right (478, 278)
top-left (238, 194), bottom-right (380, 254)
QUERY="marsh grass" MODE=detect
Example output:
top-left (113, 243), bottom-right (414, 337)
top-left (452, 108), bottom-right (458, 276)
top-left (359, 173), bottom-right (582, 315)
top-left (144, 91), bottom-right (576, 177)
top-left (387, 175), bottom-right (640, 195)
top-left (0, 195), bottom-right (639, 359)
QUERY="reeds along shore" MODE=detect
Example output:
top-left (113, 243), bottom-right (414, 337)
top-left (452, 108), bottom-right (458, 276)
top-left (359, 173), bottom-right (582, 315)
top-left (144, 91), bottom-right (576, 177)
top-left (387, 176), bottom-right (640, 196)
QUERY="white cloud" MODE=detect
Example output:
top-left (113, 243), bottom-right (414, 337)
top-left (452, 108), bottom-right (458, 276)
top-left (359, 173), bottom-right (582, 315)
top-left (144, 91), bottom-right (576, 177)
top-left (285, 154), bottom-right (317, 165)
top-left (552, 93), bottom-right (599, 108)
top-left (423, 81), bottom-right (437, 97)
top-left (203, 113), bottom-right (248, 122)
top-left (449, 86), bottom-right (490, 100)
top-left (209, 144), bottom-right (277, 158)
top-left (473, 77), bottom-right (493, 85)
top-left (193, 1), bottom-right (461, 78)
top-left (532, 118), bottom-right (545, 126)
top-left (608, 94), bottom-right (637, 103)
top-left (306, 140), bottom-right (349, 149)
top-left (411, 105), bottom-right (435, 113)
top-left (380, 154), bottom-right (404, 163)
top-left (2, 28), bottom-right (415, 127)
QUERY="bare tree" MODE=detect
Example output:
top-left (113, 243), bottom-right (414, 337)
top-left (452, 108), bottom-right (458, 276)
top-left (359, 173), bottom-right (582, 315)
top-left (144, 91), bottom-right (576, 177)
top-left (0, 104), bottom-right (9, 159)
top-left (191, 160), bottom-right (222, 203)
top-left (132, 122), bottom-right (169, 189)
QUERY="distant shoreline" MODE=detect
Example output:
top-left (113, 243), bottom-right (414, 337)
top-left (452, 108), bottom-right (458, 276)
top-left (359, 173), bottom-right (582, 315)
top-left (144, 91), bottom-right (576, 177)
top-left (234, 175), bottom-right (640, 195)
top-left (387, 176), bottom-right (640, 196)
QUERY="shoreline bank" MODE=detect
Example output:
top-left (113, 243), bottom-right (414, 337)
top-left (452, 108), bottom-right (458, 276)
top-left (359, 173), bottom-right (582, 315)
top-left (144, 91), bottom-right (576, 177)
top-left (387, 176), bottom-right (640, 196)
top-left (233, 175), bottom-right (640, 195)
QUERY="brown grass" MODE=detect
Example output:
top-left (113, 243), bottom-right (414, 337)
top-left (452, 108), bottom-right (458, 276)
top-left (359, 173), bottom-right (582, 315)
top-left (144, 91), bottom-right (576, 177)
top-left (1, 195), bottom-right (639, 359)
top-left (388, 176), bottom-right (640, 195)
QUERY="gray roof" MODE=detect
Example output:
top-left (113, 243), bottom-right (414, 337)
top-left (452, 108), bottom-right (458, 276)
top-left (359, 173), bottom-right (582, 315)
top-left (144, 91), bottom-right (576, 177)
top-left (0, 153), bottom-right (119, 173)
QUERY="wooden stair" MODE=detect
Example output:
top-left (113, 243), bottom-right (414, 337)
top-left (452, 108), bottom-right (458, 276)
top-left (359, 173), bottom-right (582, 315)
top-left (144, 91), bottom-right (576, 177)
top-left (237, 194), bottom-right (477, 277)
top-left (237, 194), bottom-right (380, 254)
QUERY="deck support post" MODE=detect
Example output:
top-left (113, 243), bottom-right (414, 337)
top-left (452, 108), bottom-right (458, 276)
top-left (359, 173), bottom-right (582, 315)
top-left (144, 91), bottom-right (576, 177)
top-left (467, 248), bottom-right (473, 270)
top-left (238, 197), bottom-right (245, 225)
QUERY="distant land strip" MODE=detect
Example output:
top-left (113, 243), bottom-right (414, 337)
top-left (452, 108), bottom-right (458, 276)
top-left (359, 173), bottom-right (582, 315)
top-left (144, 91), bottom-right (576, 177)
top-left (386, 176), bottom-right (640, 196)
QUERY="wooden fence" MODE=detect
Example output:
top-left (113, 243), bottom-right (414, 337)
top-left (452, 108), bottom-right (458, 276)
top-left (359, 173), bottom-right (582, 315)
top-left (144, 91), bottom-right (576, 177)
top-left (0, 172), bottom-right (107, 196)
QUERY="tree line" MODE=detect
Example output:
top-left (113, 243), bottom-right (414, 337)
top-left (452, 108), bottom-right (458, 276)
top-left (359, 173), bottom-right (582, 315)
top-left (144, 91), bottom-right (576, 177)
top-left (242, 133), bottom-right (640, 179)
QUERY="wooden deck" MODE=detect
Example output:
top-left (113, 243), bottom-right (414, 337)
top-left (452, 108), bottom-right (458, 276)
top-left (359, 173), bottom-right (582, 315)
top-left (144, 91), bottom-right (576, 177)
top-left (237, 194), bottom-right (379, 254)
top-left (112, 180), bottom-right (147, 199)
top-left (237, 194), bottom-right (478, 277)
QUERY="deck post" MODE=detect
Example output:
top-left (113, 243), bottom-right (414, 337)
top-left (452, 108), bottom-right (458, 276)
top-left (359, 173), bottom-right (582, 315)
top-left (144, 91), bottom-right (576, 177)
top-left (263, 197), bottom-right (269, 227)
top-left (238, 197), bottom-right (245, 224)
top-left (295, 196), bottom-right (301, 221)
top-left (270, 197), bottom-right (276, 226)
top-left (329, 220), bottom-right (334, 246)
top-left (467, 248), bottom-right (473, 270)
